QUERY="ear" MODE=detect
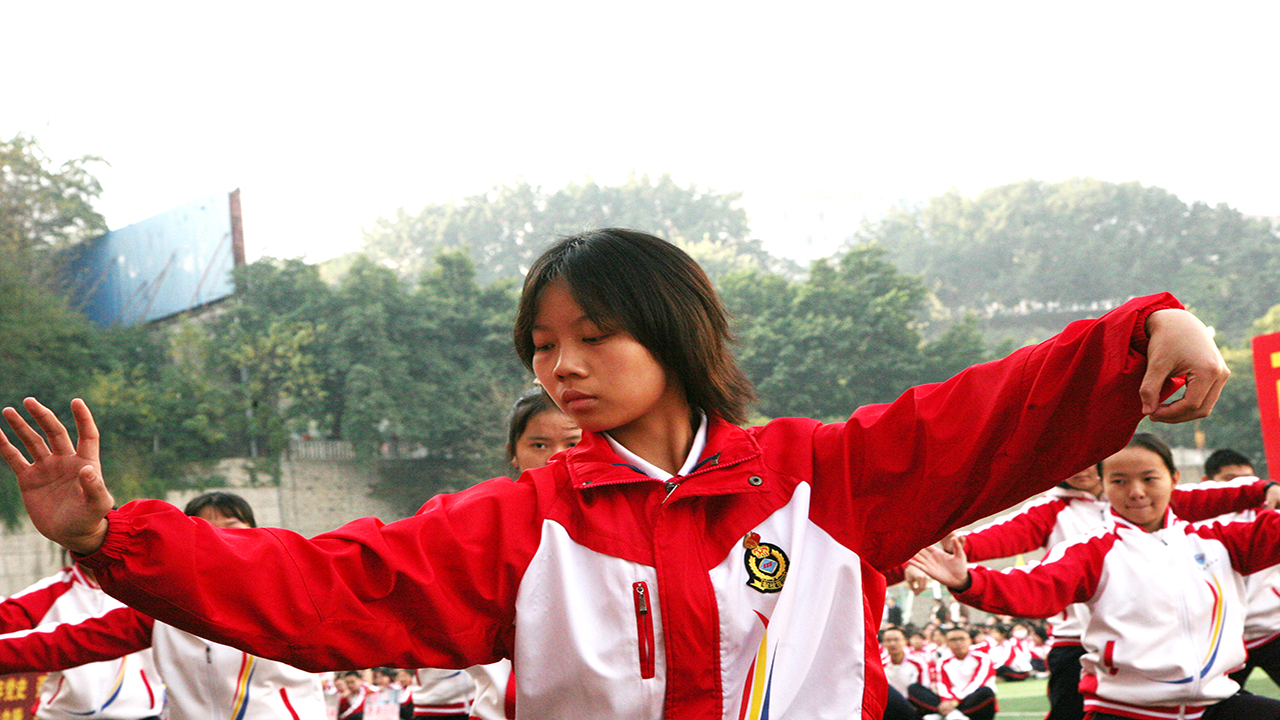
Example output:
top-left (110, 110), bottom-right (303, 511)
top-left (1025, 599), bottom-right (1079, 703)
top-left (510, 454), bottom-right (519, 470)
top-left (1171, 469), bottom-right (1181, 487)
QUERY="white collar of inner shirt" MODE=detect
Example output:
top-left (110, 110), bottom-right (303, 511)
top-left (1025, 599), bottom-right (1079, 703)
top-left (604, 412), bottom-right (708, 481)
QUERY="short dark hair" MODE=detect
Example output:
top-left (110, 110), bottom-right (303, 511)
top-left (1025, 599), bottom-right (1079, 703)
top-left (506, 388), bottom-right (562, 462)
top-left (945, 625), bottom-right (975, 639)
top-left (1204, 448), bottom-right (1253, 479)
top-left (513, 229), bottom-right (755, 425)
top-left (879, 626), bottom-right (907, 641)
top-left (183, 491), bottom-right (257, 528)
top-left (1098, 432), bottom-right (1176, 479)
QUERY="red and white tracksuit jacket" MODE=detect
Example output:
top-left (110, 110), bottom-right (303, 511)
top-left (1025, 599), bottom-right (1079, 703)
top-left (955, 508), bottom-right (1280, 720)
top-left (979, 638), bottom-right (1032, 674)
top-left (466, 660), bottom-right (513, 719)
top-left (0, 603), bottom-right (325, 720)
top-left (411, 668), bottom-right (474, 717)
top-left (934, 652), bottom-right (995, 703)
top-left (959, 477), bottom-right (1270, 643)
top-left (879, 651), bottom-right (927, 696)
top-left (337, 684), bottom-right (367, 719)
top-left (0, 566), bottom-right (163, 720)
top-left (1192, 488), bottom-right (1280, 650)
top-left (79, 293), bottom-right (1181, 720)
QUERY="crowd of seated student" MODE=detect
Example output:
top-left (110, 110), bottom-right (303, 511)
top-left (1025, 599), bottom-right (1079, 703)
top-left (328, 667), bottom-right (476, 719)
top-left (880, 618), bottom-right (1051, 720)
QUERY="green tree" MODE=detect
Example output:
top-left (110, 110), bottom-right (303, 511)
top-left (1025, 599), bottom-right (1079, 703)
top-left (208, 259), bottom-right (331, 461)
top-left (362, 174), bottom-right (790, 286)
top-left (0, 134), bottom-right (107, 525)
top-left (723, 245), bottom-right (986, 422)
top-left (0, 133), bottom-right (107, 285)
top-left (858, 178), bottom-right (1280, 344)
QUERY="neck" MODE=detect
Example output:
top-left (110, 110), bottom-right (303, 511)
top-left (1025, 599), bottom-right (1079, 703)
top-left (608, 408), bottom-right (698, 476)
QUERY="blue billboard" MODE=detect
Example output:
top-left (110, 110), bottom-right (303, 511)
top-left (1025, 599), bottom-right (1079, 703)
top-left (69, 190), bottom-right (245, 327)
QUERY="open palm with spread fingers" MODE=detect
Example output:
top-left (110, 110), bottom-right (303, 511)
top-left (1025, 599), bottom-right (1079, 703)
top-left (0, 398), bottom-right (113, 555)
top-left (909, 535), bottom-right (973, 593)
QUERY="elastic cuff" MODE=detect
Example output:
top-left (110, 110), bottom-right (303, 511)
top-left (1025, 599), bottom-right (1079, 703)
top-left (74, 510), bottom-right (131, 570)
top-left (1129, 293), bottom-right (1184, 355)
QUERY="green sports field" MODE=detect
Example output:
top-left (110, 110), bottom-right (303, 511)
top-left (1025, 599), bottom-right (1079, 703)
top-left (991, 674), bottom-right (1280, 717)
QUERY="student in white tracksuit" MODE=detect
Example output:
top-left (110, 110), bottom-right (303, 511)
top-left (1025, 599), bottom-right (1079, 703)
top-left (0, 564), bottom-right (163, 720)
top-left (0, 493), bottom-right (324, 720)
top-left (913, 434), bottom-right (1280, 720)
top-left (1199, 448), bottom-right (1280, 687)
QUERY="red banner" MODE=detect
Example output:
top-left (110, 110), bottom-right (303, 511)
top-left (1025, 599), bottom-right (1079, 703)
top-left (0, 672), bottom-right (47, 719)
top-left (1254, 331), bottom-right (1280, 476)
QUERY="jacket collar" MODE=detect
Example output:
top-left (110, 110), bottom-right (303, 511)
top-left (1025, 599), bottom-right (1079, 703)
top-left (1110, 506), bottom-right (1177, 533)
top-left (603, 412), bottom-right (709, 480)
top-left (560, 415), bottom-right (765, 494)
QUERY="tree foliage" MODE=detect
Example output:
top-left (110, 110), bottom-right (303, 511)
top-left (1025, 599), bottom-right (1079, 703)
top-left (722, 245), bottom-right (991, 422)
top-left (858, 178), bottom-right (1280, 344)
top-left (0, 133), bottom-right (107, 285)
top-left (0, 134), bottom-right (108, 524)
top-left (361, 174), bottom-right (793, 286)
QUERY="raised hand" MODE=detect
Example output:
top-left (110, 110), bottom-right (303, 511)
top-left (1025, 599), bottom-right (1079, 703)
top-left (0, 399), bottom-right (113, 554)
top-left (1141, 309), bottom-right (1230, 423)
top-left (908, 535), bottom-right (972, 593)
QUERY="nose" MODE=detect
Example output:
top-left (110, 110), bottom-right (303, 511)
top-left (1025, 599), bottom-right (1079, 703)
top-left (553, 342), bottom-right (586, 379)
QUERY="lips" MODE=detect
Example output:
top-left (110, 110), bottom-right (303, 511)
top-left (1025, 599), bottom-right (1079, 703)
top-left (560, 389), bottom-right (598, 412)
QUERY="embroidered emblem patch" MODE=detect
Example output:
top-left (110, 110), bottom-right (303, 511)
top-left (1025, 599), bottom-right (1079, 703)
top-left (743, 532), bottom-right (788, 593)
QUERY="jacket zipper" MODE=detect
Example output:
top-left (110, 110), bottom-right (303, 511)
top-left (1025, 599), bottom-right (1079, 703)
top-left (633, 582), bottom-right (656, 679)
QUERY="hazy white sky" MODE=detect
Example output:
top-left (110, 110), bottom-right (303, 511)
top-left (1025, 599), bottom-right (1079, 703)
top-left (7, 2), bottom-right (1278, 262)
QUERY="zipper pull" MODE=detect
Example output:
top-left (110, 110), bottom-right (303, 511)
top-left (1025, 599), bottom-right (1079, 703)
top-left (634, 582), bottom-right (649, 614)
top-left (663, 481), bottom-right (678, 502)
top-left (206, 647), bottom-right (213, 664)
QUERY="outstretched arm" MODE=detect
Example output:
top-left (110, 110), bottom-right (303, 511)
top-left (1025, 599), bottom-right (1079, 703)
top-left (0, 606), bottom-right (153, 673)
top-left (916, 534), bottom-right (1111, 620)
top-left (0, 399), bottom-right (112, 555)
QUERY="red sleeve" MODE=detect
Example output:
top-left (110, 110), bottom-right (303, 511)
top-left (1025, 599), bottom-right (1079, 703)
top-left (0, 569), bottom-right (74, 632)
top-left (791, 292), bottom-right (1183, 569)
top-left (1191, 510), bottom-right (1280, 575)
top-left (0, 606), bottom-right (153, 672)
top-left (82, 477), bottom-right (547, 672)
top-left (1170, 478), bottom-right (1268, 522)
top-left (883, 563), bottom-right (906, 586)
top-left (961, 497), bottom-right (1067, 561)
top-left (954, 532), bottom-right (1114, 618)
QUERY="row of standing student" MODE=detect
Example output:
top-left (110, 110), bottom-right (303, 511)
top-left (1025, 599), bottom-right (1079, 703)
top-left (0, 228), bottom-right (1232, 719)
top-left (0, 390), bottom-right (580, 720)
top-left (908, 436), bottom-right (1280, 720)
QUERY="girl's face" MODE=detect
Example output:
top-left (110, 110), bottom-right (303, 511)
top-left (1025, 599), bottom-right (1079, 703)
top-left (1102, 446), bottom-right (1178, 532)
top-left (530, 281), bottom-right (688, 446)
top-left (512, 409), bottom-right (581, 473)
